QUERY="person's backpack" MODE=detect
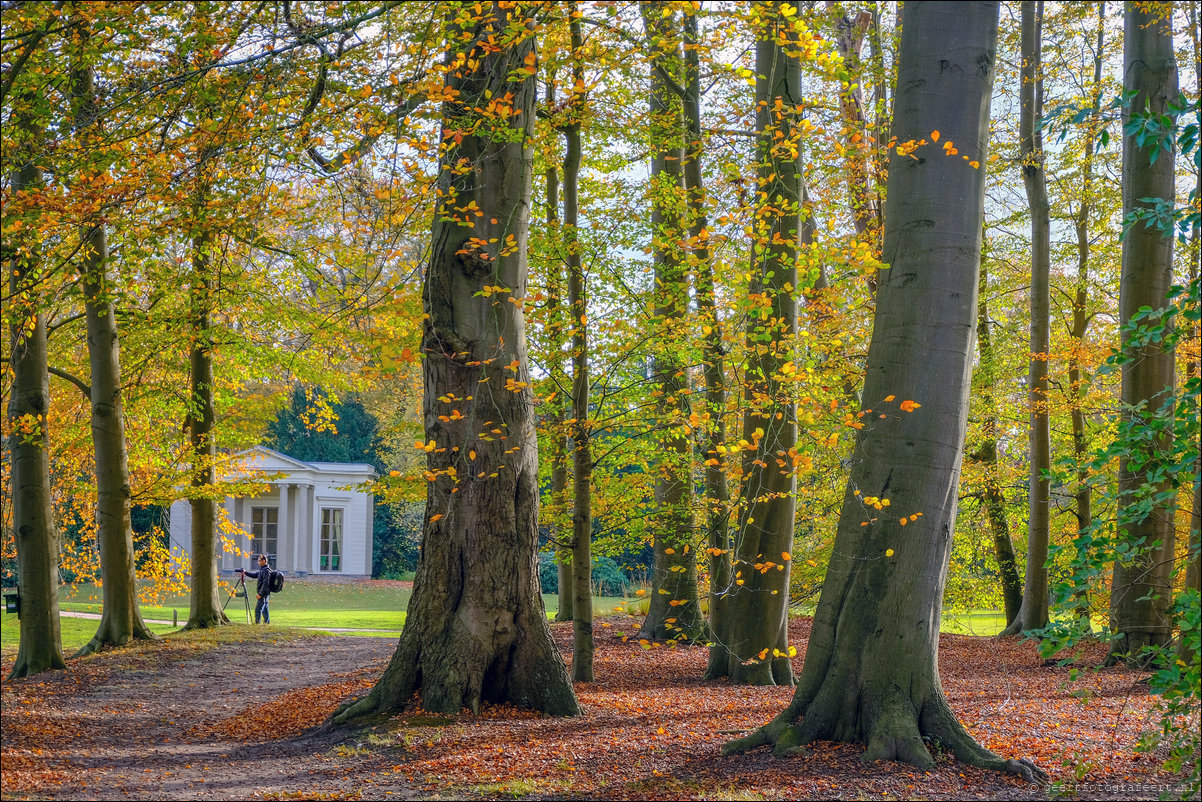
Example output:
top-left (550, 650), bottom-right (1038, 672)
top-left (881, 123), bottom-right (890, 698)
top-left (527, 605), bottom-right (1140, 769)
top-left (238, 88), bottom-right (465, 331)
top-left (269, 569), bottom-right (285, 594)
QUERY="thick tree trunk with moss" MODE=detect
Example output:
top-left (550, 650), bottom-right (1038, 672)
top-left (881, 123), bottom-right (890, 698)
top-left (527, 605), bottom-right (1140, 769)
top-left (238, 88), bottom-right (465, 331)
top-left (1108, 1), bottom-right (1178, 664)
top-left (184, 225), bottom-right (228, 630)
top-left (637, 2), bottom-right (705, 645)
top-left (7, 100), bottom-right (66, 678)
top-left (72, 33), bottom-right (157, 656)
top-left (335, 4), bottom-right (579, 719)
top-left (726, 3), bottom-right (1044, 785)
top-left (706, 2), bottom-right (800, 685)
top-left (1002, 0), bottom-right (1051, 637)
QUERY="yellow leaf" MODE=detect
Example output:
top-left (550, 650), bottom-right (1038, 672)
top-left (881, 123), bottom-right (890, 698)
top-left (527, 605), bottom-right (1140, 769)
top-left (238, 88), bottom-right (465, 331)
top-left (885, 548), bottom-right (894, 557)
top-left (884, 394), bottom-right (895, 402)
top-left (930, 130), bottom-right (940, 142)
top-left (430, 513), bottom-right (443, 522)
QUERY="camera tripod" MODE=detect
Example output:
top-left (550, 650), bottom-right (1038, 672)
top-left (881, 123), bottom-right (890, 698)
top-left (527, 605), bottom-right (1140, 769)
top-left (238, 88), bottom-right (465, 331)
top-left (221, 573), bottom-right (252, 624)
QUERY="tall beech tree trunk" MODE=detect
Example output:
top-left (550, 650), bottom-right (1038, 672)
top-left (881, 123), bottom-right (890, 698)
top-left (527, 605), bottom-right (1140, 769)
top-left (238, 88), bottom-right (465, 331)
top-left (830, 6), bottom-right (880, 244)
top-left (335, 4), bottom-right (579, 719)
top-left (680, 10), bottom-right (734, 677)
top-left (184, 222), bottom-right (228, 630)
top-left (707, 1), bottom-right (801, 685)
top-left (7, 98), bottom-right (66, 679)
top-left (1002, 0), bottom-right (1051, 637)
top-left (1108, 0), bottom-right (1178, 663)
top-left (72, 27), bottom-right (157, 655)
top-left (726, 3), bottom-right (1045, 784)
top-left (974, 254), bottom-right (1023, 626)
top-left (637, 2), bottom-right (705, 645)
top-left (544, 75), bottom-right (573, 624)
top-left (1065, 2), bottom-right (1105, 623)
top-left (564, 12), bottom-right (593, 683)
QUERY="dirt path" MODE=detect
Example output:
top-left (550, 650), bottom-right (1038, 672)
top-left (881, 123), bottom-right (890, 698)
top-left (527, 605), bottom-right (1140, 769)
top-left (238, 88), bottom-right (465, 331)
top-left (2, 619), bottom-right (1188, 801)
top-left (2, 633), bottom-right (409, 800)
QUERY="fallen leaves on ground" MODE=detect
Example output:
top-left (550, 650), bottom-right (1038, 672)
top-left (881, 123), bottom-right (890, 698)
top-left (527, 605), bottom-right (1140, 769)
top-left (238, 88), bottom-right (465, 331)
top-left (1, 616), bottom-right (1192, 800)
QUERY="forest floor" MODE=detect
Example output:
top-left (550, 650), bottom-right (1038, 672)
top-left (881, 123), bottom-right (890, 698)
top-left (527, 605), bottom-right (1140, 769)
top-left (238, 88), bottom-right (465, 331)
top-left (0, 615), bottom-right (1193, 801)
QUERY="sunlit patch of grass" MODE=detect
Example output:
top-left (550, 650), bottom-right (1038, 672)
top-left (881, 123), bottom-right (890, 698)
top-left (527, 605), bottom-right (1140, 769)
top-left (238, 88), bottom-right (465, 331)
top-left (467, 779), bottom-right (549, 798)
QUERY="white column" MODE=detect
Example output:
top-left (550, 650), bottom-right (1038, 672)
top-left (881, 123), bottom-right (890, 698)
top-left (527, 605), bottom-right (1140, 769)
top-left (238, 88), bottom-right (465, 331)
top-left (363, 490), bottom-right (374, 577)
top-left (301, 484), bottom-right (315, 575)
top-left (277, 483), bottom-right (290, 572)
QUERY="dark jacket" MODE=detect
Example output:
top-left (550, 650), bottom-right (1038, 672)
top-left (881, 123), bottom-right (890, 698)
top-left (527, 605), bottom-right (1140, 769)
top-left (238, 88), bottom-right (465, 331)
top-left (244, 564), bottom-right (273, 597)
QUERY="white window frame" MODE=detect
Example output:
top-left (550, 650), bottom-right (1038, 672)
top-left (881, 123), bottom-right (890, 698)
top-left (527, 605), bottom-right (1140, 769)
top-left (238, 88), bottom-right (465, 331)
top-left (320, 507), bottom-right (344, 572)
top-left (250, 506), bottom-right (278, 563)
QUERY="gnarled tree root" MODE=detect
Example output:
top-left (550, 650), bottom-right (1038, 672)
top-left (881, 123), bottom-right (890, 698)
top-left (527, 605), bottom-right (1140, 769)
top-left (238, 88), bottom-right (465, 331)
top-left (724, 695), bottom-right (1049, 787)
top-left (75, 620), bottom-right (159, 658)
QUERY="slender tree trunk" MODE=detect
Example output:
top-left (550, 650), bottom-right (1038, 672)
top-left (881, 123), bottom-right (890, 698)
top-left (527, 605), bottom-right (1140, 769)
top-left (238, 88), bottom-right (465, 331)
top-left (708, 1), bottom-right (801, 685)
top-left (637, 1), bottom-right (705, 645)
top-left (830, 6), bottom-right (880, 244)
top-left (1002, 0), bottom-right (1051, 638)
top-left (866, 0), bottom-right (894, 286)
top-left (545, 73), bottom-right (573, 624)
top-left (726, 4), bottom-right (1045, 785)
top-left (974, 254), bottom-right (1022, 626)
top-left (7, 99), bottom-right (66, 678)
top-left (335, 3), bottom-right (579, 719)
top-left (1066, 2), bottom-right (1105, 625)
top-left (564, 12), bottom-right (593, 683)
top-left (679, 10), bottom-right (734, 678)
top-left (71, 26), bottom-right (157, 656)
top-left (1108, 0), bottom-right (1178, 664)
top-left (184, 223), bottom-right (228, 630)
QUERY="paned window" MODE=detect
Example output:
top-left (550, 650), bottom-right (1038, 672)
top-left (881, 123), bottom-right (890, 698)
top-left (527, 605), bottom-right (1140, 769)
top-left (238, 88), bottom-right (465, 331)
top-left (321, 508), bottom-right (343, 571)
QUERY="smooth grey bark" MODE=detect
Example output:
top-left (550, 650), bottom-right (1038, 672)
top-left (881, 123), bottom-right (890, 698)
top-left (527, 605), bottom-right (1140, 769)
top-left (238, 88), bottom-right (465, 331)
top-left (707, 1), bottom-right (800, 685)
top-left (6, 97), bottom-right (66, 679)
top-left (335, 3), bottom-right (579, 719)
top-left (1065, 2), bottom-right (1105, 624)
top-left (564, 13), bottom-right (593, 683)
top-left (544, 75), bottom-right (573, 624)
top-left (973, 254), bottom-right (1022, 626)
top-left (71, 28), bottom-right (157, 655)
top-left (1002, 0), bottom-right (1051, 637)
top-left (726, 3), bottom-right (1045, 785)
top-left (637, 1), bottom-right (705, 645)
top-left (680, 11), bottom-right (734, 679)
top-left (1108, 0), bottom-right (1178, 664)
top-left (184, 222), bottom-right (228, 630)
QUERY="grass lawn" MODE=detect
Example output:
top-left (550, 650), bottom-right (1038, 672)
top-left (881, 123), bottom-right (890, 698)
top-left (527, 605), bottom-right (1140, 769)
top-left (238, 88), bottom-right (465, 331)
top-left (2, 579), bottom-right (1016, 655)
top-left (1, 614), bottom-right (178, 653)
top-left (2, 580), bottom-right (633, 653)
top-left (939, 609), bottom-right (1009, 636)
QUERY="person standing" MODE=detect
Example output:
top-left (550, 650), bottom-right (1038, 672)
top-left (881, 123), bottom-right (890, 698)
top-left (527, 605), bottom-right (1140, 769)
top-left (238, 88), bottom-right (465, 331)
top-left (239, 554), bottom-right (274, 624)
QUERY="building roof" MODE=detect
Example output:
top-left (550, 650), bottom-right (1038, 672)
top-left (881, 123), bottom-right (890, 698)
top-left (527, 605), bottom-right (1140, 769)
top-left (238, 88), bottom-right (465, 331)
top-left (226, 445), bottom-right (377, 485)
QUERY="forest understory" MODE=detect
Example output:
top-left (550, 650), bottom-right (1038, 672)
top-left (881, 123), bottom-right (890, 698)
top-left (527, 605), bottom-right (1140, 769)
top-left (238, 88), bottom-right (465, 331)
top-left (0, 616), bottom-right (1190, 801)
